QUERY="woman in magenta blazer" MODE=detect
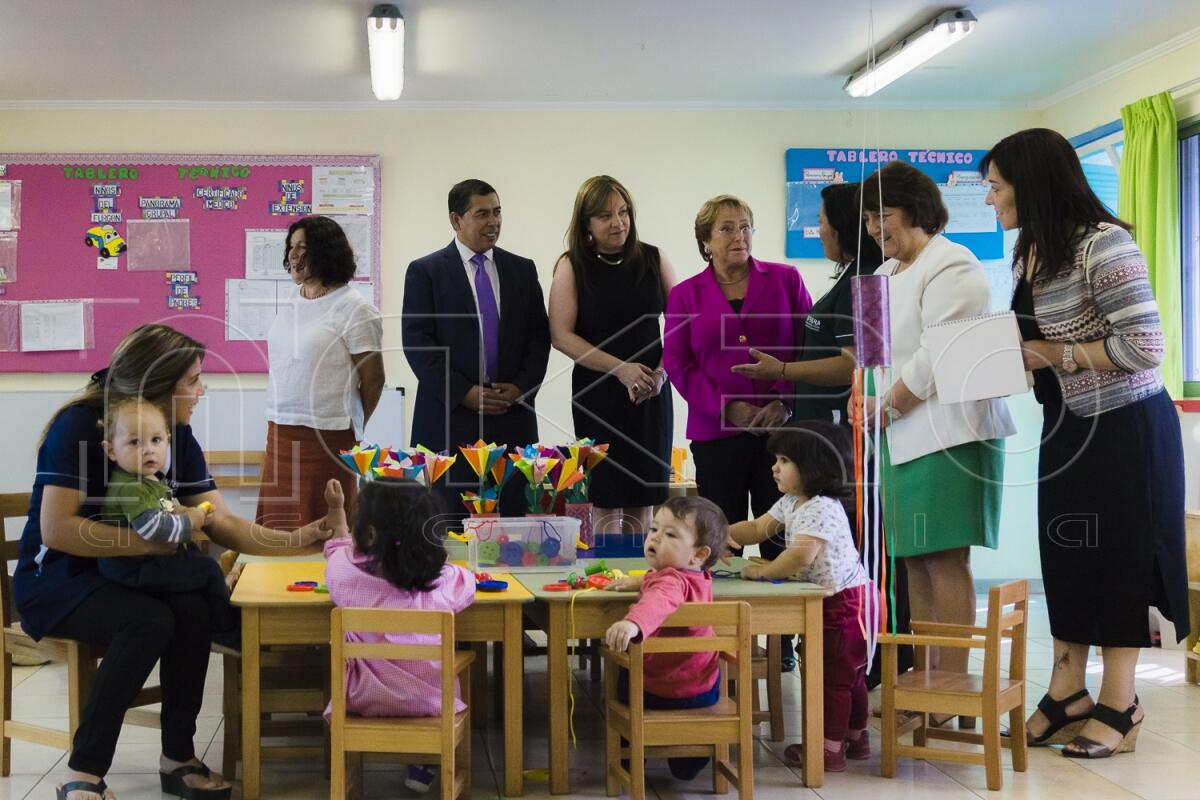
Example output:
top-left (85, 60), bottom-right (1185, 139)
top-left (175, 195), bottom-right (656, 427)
top-left (663, 193), bottom-right (813, 549)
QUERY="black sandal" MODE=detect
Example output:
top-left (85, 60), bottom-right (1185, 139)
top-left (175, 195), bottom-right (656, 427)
top-left (55, 780), bottom-right (110, 800)
top-left (1062, 700), bottom-right (1142, 759)
top-left (159, 764), bottom-right (232, 800)
top-left (1026, 689), bottom-right (1093, 746)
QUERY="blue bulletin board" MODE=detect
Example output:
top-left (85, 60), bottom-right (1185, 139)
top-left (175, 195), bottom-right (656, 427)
top-left (785, 147), bottom-right (1002, 260)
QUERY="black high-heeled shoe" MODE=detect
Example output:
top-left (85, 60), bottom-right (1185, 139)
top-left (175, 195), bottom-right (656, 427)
top-left (1026, 689), bottom-right (1093, 746)
top-left (1062, 699), bottom-right (1142, 759)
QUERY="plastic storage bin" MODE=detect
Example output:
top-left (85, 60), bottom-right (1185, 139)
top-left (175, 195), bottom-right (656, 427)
top-left (444, 534), bottom-right (478, 572)
top-left (463, 515), bottom-right (580, 570)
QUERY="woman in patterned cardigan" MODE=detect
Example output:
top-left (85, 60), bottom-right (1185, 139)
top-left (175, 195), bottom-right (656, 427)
top-left (983, 128), bottom-right (1188, 759)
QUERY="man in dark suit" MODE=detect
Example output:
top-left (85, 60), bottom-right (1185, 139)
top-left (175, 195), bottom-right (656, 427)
top-left (402, 179), bottom-right (551, 519)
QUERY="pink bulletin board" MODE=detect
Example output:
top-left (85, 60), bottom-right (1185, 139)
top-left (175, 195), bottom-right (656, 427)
top-left (0, 153), bottom-right (381, 373)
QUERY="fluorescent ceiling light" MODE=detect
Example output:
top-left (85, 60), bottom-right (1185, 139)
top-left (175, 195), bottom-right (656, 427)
top-left (844, 9), bottom-right (977, 98)
top-left (367, 4), bottom-right (405, 101)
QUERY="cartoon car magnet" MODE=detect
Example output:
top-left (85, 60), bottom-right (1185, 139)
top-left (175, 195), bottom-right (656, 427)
top-left (85, 225), bottom-right (126, 258)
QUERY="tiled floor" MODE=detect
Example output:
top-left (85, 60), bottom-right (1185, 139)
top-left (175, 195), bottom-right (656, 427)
top-left (5, 594), bottom-right (1199, 799)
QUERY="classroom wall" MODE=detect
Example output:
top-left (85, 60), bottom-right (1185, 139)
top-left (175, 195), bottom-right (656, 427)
top-left (1040, 36), bottom-right (1200, 135)
top-left (1, 104), bottom-right (1044, 580)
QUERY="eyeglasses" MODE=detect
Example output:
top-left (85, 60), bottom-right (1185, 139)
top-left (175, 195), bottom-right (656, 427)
top-left (715, 223), bottom-right (755, 237)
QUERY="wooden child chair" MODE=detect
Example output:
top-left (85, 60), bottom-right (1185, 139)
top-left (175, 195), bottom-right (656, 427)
top-left (601, 601), bottom-right (754, 800)
top-left (879, 579), bottom-right (1029, 791)
top-left (748, 637), bottom-right (785, 741)
top-left (329, 608), bottom-right (474, 800)
top-left (0, 491), bottom-right (163, 775)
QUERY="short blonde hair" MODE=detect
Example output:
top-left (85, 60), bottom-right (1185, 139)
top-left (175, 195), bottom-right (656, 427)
top-left (104, 397), bottom-right (168, 442)
top-left (693, 195), bottom-right (754, 260)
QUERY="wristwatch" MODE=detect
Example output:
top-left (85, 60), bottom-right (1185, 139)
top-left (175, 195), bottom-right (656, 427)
top-left (882, 405), bottom-right (903, 423)
top-left (1062, 343), bottom-right (1079, 374)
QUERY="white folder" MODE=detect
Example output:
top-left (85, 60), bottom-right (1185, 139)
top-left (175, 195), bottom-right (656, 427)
top-left (925, 311), bottom-right (1029, 404)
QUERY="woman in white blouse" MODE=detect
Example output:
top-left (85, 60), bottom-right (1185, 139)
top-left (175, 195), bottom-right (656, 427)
top-left (856, 162), bottom-right (1015, 725)
top-left (257, 216), bottom-right (384, 528)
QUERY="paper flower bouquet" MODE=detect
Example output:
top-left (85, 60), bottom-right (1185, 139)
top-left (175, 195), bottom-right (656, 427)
top-left (338, 443), bottom-right (456, 488)
top-left (458, 439), bottom-right (518, 516)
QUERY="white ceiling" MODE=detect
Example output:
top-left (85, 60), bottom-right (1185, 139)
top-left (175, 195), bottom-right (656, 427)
top-left (2, 0), bottom-right (1198, 109)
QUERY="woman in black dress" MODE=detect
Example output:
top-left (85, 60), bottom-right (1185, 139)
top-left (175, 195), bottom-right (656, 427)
top-left (982, 128), bottom-right (1188, 758)
top-left (549, 176), bottom-right (677, 534)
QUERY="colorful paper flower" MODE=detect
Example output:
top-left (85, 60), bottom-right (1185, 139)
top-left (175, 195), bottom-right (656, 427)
top-left (339, 443), bottom-right (382, 477)
top-left (509, 447), bottom-right (560, 487)
top-left (413, 445), bottom-right (456, 484)
top-left (460, 489), bottom-right (500, 515)
top-left (459, 440), bottom-right (505, 478)
top-left (557, 439), bottom-right (611, 502)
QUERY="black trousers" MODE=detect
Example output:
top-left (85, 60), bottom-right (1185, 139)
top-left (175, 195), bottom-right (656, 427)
top-left (692, 432), bottom-right (794, 660)
top-left (97, 544), bottom-right (237, 647)
top-left (691, 433), bottom-right (785, 558)
top-left (48, 583), bottom-right (214, 776)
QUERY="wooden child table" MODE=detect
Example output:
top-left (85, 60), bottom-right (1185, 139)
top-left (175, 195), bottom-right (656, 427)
top-left (230, 559), bottom-right (533, 798)
top-left (517, 558), bottom-right (831, 791)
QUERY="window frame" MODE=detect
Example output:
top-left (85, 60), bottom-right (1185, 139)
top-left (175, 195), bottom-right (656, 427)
top-left (1180, 117), bottom-right (1200, 394)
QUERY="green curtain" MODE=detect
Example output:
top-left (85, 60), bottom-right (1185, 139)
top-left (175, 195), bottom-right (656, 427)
top-left (1119, 92), bottom-right (1182, 397)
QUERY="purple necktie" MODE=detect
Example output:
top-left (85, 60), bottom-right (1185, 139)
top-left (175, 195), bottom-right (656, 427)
top-left (471, 252), bottom-right (500, 381)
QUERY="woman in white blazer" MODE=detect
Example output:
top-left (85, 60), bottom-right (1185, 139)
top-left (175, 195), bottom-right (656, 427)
top-left (857, 162), bottom-right (1016, 724)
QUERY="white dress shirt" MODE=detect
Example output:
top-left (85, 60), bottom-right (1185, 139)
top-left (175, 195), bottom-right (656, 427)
top-left (455, 238), bottom-right (502, 317)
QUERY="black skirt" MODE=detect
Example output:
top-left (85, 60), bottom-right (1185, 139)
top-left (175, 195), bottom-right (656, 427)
top-left (1037, 388), bottom-right (1189, 646)
top-left (571, 376), bottom-right (673, 508)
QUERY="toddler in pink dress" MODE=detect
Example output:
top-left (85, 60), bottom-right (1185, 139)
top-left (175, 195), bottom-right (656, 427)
top-left (322, 477), bottom-right (475, 793)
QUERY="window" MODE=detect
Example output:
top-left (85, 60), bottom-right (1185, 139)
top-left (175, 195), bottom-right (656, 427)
top-left (1079, 140), bottom-right (1123, 216)
top-left (1181, 128), bottom-right (1200, 384)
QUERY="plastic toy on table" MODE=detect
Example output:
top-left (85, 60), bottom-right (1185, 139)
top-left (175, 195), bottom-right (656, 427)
top-left (286, 580), bottom-right (327, 592)
top-left (474, 571), bottom-right (509, 593)
top-left (466, 516), bottom-right (581, 571)
top-left (558, 560), bottom-right (627, 591)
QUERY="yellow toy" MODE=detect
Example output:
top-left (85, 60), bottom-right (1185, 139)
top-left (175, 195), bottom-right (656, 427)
top-left (84, 225), bottom-right (126, 258)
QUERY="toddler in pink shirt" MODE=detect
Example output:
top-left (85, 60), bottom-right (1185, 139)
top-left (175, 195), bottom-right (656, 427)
top-left (603, 495), bottom-right (730, 781)
top-left (323, 478), bottom-right (475, 794)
